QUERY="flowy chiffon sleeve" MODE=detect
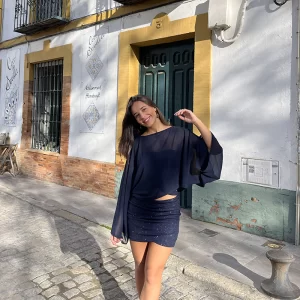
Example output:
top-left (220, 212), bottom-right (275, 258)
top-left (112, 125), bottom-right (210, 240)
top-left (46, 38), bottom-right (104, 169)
top-left (179, 130), bottom-right (223, 190)
top-left (111, 141), bottom-right (137, 244)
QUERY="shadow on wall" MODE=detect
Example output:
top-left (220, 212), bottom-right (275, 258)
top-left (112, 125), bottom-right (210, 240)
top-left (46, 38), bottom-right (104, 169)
top-left (13, 0), bottom-right (296, 211)
top-left (61, 0), bottom-right (183, 159)
top-left (120, 1), bottom-right (180, 31)
top-left (247, 0), bottom-right (281, 13)
top-left (61, 0), bottom-right (295, 199)
top-left (211, 0), bottom-right (283, 49)
top-left (195, 1), bottom-right (209, 16)
top-left (210, 0), bottom-right (294, 154)
top-left (71, 0), bottom-right (121, 20)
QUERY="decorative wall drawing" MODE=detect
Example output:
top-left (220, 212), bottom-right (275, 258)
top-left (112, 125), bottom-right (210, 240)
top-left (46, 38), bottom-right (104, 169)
top-left (80, 26), bottom-right (108, 133)
top-left (83, 104), bottom-right (101, 131)
top-left (4, 88), bottom-right (18, 126)
top-left (86, 53), bottom-right (104, 80)
top-left (4, 49), bottom-right (20, 127)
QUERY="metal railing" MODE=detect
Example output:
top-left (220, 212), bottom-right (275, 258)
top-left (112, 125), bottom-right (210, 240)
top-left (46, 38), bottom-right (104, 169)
top-left (14, 0), bottom-right (69, 34)
top-left (31, 60), bottom-right (63, 153)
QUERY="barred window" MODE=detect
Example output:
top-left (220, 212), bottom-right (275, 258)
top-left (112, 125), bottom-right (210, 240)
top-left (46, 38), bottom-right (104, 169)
top-left (31, 60), bottom-right (63, 153)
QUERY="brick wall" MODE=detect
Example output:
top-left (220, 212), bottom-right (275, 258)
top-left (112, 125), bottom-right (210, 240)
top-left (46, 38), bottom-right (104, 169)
top-left (18, 150), bottom-right (116, 198)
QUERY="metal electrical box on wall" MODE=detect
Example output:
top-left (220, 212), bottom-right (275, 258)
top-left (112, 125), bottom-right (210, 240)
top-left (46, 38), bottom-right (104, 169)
top-left (241, 158), bottom-right (279, 188)
top-left (208, 0), bottom-right (230, 30)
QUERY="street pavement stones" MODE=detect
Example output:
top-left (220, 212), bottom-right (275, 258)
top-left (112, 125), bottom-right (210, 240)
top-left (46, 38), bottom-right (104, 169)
top-left (0, 186), bottom-right (278, 300)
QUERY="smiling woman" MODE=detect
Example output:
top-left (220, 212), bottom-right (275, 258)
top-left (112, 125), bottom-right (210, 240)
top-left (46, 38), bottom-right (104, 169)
top-left (111, 94), bottom-right (223, 300)
top-left (118, 95), bottom-right (170, 157)
top-left (132, 103), bottom-right (154, 126)
top-left (131, 101), bottom-right (170, 134)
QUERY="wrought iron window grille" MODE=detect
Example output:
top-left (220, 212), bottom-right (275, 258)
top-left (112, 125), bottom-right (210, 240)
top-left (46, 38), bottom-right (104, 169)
top-left (31, 60), bottom-right (63, 153)
top-left (14, 0), bottom-right (69, 34)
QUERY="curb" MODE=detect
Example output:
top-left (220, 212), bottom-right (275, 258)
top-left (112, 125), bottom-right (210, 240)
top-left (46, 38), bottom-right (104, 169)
top-left (0, 183), bottom-right (274, 300)
top-left (166, 254), bottom-right (272, 300)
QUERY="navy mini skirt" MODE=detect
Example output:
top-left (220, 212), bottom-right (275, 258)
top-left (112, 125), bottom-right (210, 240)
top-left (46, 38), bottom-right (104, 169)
top-left (127, 195), bottom-right (181, 247)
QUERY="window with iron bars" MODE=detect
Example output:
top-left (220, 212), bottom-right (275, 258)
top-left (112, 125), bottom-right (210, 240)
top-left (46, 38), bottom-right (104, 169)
top-left (31, 60), bottom-right (63, 153)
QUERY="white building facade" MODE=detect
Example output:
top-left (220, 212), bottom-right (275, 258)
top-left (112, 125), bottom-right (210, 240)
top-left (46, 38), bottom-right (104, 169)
top-left (0, 0), bottom-right (298, 244)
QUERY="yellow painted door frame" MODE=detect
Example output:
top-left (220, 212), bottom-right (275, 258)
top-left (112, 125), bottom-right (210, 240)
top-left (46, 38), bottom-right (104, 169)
top-left (116, 13), bottom-right (212, 165)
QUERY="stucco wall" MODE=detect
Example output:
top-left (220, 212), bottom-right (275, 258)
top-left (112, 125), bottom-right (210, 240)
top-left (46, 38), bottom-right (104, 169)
top-left (0, 0), bottom-right (296, 192)
top-left (0, 0), bottom-right (209, 163)
top-left (70, 0), bottom-right (121, 20)
top-left (0, 44), bottom-right (27, 144)
top-left (193, 181), bottom-right (296, 243)
top-left (1, 0), bottom-right (23, 42)
top-left (48, 26), bottom-right (120, 163)
top-left (211, 0), bottom-right (296, 191)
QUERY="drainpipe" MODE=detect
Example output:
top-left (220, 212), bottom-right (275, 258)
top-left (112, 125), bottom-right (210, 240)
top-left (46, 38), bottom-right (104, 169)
top-left (296, 0), bottom-right (300, 246)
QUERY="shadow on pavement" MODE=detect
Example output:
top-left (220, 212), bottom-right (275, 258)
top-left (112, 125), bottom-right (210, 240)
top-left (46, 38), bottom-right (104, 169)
top-left (213, 253), bottom-right (266, 294)
top-left (54, 216), bottom-right (129, 300)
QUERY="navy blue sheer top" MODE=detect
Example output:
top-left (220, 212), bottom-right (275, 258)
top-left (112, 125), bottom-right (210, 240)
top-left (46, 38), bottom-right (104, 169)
top-left (111, 126), bottom-right (223, 243)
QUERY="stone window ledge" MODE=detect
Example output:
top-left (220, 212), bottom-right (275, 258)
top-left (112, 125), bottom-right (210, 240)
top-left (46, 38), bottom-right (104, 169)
top-left (25, 149), bottom-right (60, 157)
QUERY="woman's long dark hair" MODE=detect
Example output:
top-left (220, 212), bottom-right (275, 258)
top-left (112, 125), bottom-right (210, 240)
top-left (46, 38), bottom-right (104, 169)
top-left (119, 95), bottom-right (169, 158)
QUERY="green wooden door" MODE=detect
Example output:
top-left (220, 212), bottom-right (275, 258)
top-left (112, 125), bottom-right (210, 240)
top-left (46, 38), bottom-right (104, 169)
top-left (139, 39), bottom-right (194, 208)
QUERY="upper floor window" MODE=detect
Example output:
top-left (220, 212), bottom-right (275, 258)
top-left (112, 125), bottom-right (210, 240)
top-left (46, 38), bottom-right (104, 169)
top-left (14, 0), bottom-right (69, 34)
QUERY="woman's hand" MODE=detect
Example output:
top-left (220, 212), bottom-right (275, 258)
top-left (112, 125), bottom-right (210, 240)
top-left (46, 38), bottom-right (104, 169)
top-left (110, 235), bottom-right (121, 246)
top-left (174, 109), bottom-right (198, 124)
top-left (175, 108), bottom-right (212, 149)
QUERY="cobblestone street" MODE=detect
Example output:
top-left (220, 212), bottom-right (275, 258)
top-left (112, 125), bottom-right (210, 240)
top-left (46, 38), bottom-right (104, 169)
top-left (0, 189), bottom-right (248, 300)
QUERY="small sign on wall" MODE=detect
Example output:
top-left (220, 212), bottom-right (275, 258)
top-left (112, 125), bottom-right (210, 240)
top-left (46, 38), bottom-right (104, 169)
top-left (242, 158), bottom-right (279, 188)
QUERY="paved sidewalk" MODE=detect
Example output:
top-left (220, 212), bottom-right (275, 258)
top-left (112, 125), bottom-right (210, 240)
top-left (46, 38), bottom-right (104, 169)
top-left (0, 174), bottom-right (299, 299)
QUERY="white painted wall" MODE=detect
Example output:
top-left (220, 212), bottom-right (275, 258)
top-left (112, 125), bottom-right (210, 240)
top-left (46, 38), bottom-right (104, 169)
top-left (0, 44), bottom-right (27, 145)
top-left (50, 23), bottom-right (121, 163)
top-left (1, 0), bottom-right (122, 42)
top-left (1, 0), bottom-right (206, 43)
top-left (2, 0), bottom-right (23, 41)
top-left (0, 0), bottom-right (296, 191)
top-left (210, 0), bottom-right (296, 191)
top-left (71, 0), bottom-right (121, 20)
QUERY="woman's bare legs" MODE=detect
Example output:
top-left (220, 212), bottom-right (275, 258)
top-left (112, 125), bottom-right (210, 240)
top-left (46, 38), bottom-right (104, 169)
top-left (140, 242), bottom-right (172, 300)
top-left (130, 241), bottom-right (149, 296)
top-left (130, 241), bottom-right (172, 299)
